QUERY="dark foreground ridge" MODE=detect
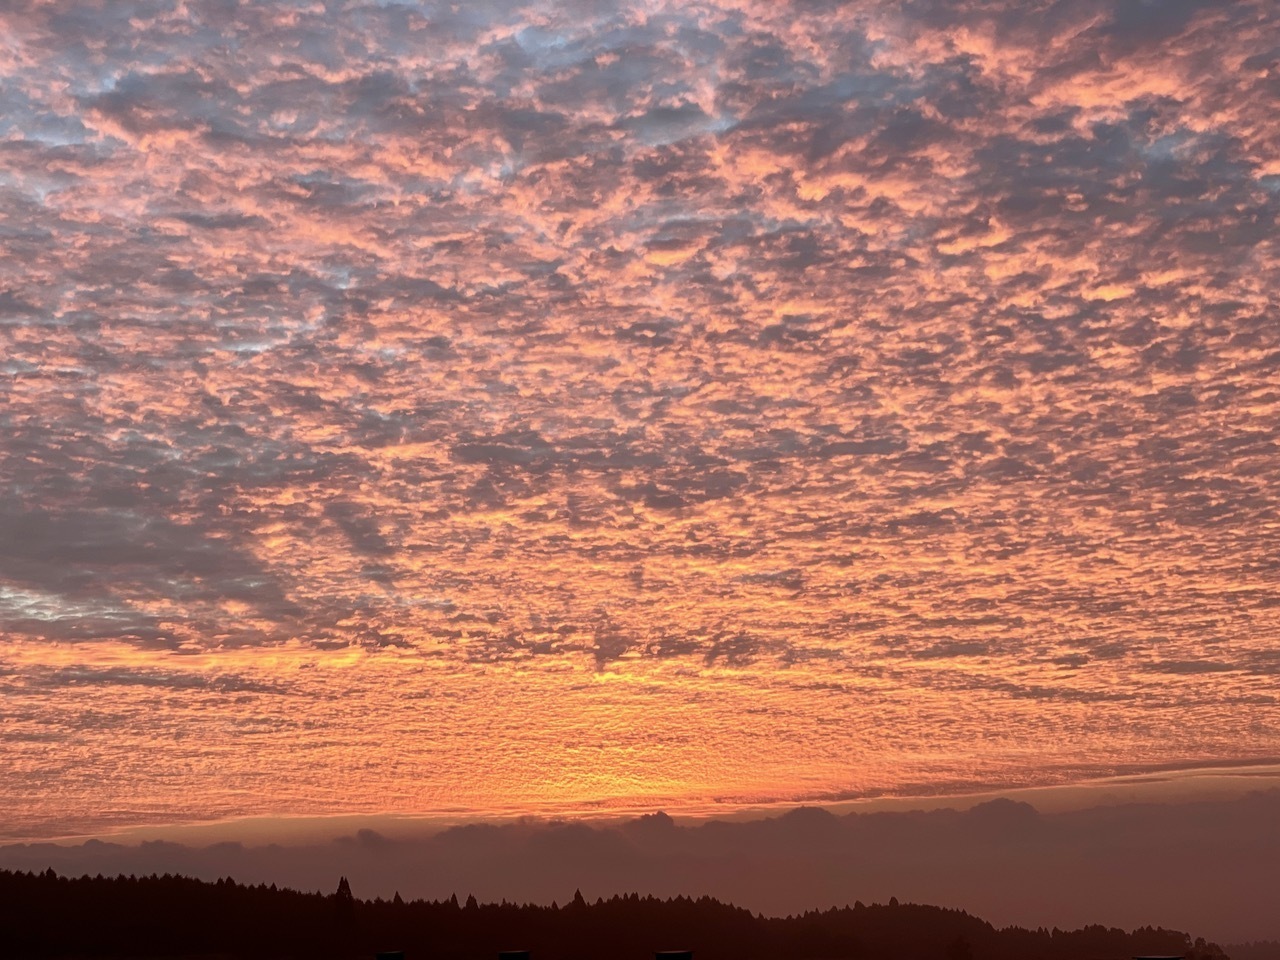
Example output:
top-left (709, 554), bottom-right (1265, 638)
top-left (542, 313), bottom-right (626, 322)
top-left (0, 868), bottom-right (1229, 960)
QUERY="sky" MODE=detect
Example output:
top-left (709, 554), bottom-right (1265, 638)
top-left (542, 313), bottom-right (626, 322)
top-left (9, 788), bottom-right (1280, 944)
top-left (1, 0), bottom-right (1279, 904)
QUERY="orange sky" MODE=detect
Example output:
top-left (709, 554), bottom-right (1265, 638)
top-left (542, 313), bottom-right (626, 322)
top-left (1, 0), bottom-right (1279, 842)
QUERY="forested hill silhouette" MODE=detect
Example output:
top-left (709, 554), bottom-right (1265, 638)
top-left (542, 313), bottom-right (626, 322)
top-left (0, 868), bottom-right (1228, 960)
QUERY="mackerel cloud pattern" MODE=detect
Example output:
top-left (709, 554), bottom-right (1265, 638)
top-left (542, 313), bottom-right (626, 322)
top-left (1, 0), bottom-right (1278, 837)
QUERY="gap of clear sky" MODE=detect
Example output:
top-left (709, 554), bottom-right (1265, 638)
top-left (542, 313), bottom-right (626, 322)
top-left (1, 0), bottom-right (1279, 844)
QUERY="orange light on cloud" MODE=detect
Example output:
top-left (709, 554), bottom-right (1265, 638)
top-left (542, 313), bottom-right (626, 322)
top-left (0, 0), bottom-right (1278, 842)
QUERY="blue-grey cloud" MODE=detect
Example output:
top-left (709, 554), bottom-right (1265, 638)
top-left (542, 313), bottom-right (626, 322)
top-left (0, 0), bottom-right (1278, 839)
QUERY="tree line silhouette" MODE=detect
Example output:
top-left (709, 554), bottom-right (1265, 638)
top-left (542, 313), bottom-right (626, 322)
top-left (0, 867), bottom-right (1229, 960)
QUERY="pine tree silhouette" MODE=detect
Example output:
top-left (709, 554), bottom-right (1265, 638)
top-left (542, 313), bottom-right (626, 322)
top-left (335, 876), bottom-right (354, 903)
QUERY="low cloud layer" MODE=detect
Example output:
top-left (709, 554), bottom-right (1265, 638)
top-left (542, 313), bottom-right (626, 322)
top-left (1, 1), bottom-right (1279, 833)
top-left (6, 792), bottom-right (1280, 943)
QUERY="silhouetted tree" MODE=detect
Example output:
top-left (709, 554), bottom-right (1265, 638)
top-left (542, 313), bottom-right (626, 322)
top-left (334, 876), bottom-right (354, 904)
top-left (0, 868), bottom-right (1227, 960)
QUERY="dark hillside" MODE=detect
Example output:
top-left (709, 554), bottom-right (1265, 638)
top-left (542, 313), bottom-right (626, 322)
top-left (0, 868), bottom-right (1228, 960)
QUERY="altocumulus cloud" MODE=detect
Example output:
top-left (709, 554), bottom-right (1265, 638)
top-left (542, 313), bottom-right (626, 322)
top-left (0, 0), bottom-right (1279, 835)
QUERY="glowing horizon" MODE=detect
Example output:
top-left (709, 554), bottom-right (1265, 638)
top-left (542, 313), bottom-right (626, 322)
top-left (2, 0), bottom-right (1279, 841)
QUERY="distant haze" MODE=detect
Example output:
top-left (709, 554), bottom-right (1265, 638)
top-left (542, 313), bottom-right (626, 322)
top-left (2, 0), bottom-right (1279, 874)
top-left (6, 791), bottom-right (1280, 944)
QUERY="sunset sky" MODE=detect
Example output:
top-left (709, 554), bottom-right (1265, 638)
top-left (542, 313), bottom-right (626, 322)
top-left (2, 0), bottom-right (1279, 857)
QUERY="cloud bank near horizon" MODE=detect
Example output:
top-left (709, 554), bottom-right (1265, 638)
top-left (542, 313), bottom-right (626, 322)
top-left (2, 0), bottom-right (1279, 835)
top-left (5, 791), bottom-right (1280, 944)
